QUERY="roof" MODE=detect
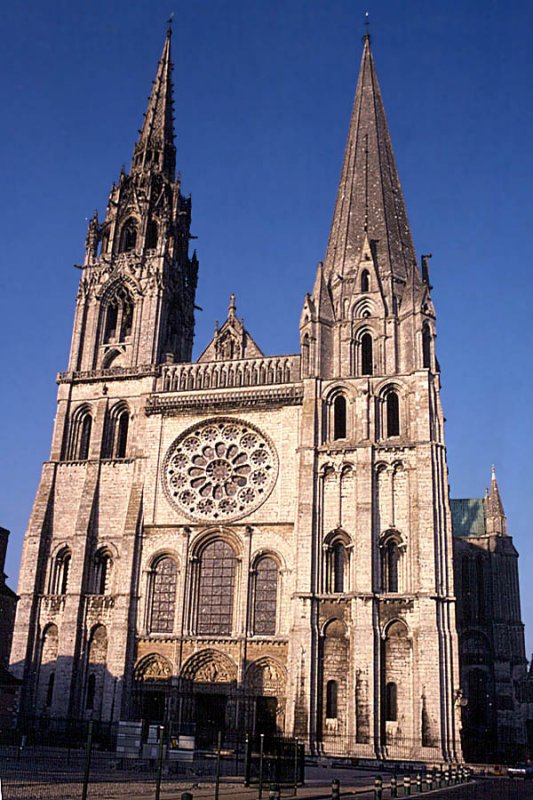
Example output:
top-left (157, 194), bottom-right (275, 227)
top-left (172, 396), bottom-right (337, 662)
top-left (450, 498), bottom-right (486, 538)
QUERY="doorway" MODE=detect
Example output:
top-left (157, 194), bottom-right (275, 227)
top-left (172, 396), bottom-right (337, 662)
top-left (255, 696), bottom-right (278, 738)
top-left (195, 693), bottom-right (227, 747)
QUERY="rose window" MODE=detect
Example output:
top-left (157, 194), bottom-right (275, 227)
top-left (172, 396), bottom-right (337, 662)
top-left (163, 418), bottom-right (278, 521)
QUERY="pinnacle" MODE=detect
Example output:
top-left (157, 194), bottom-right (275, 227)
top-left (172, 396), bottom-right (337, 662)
top-left (324, 33), bottom-right (419, 302)
top-left (131, 26), bottom-right (177, 179)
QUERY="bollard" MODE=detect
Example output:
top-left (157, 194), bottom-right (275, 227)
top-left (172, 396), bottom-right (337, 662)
top-left (425, 772), bottom-right (431, 792)
top-left (451, 768), bottom-right (456, 784)
top-left (269, 783), bottom-right (280, 800)
top-left (390, 774), bottom-right (398, 798)
top-left (81, 721), bottom-right (94, 800)
top-left (415, 772), bottom-right (422, 793)
top-left (258, 733), bottom-right (265, 800)
top-left (155, 725), bottom-right (165, 800)
top-left (374, 775), bottom-right (383, 800)
top-left (331, 777), bottom-right (340, 800)
top-left (293, 738), bottom-right (299, 797)
top-left (214, 730), bottom-right (222, 800)
top-left (403, 774), bottom-right (411, 796)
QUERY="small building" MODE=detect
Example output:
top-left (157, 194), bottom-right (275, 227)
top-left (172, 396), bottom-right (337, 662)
top-left (0, 528), bottom-right (20, 724)
top-left (452, 472), bottom-right (529, 763)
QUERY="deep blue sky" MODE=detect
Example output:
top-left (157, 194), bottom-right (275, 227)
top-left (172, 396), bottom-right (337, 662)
top-left (1, 1), bottom-right (532, 656)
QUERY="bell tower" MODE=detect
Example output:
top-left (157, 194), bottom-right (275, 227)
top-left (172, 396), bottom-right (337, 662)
top-left (294, 34), bottom-right (462, 760)
top-left (68, 25), bottom-right (198, 373)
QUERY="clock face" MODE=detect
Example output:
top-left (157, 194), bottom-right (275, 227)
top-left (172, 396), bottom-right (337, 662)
top-left (163, 417), bottom-right (278, 522)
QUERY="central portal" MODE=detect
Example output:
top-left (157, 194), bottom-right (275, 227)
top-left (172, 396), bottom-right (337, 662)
top-left (195, 693), bottom-right (227, 747)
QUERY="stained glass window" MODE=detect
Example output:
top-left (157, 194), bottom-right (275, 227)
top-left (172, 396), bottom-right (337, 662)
top-left (197, 541), bottom-right (236, 635)
top-left (150, 557), bottom-right (177, 633)
top-left (253, 557), bottom-right (278, 635)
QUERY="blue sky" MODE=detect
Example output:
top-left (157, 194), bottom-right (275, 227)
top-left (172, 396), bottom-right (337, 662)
top-left (1, 1), bottom-right (532, 656)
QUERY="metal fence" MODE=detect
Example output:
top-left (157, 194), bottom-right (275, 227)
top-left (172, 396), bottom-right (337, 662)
top-left (0, 723), bottom-right (304, 800)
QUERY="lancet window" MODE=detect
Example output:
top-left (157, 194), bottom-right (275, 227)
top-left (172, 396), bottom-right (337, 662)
top-left (324, 533), bottom-right (349, 594)
top-left (149, 556), bottom-right (178, 634)
top-left (52, 548), bottom-right (71, 595)
top-left (93, 549), bottom-right (112, 595)
top-left (119, 218), bottom-right (138, 253)
top-left (361, 333), bottom-right (373, 375)
top-left (103, 286), bottom-right (134, 344)
top-left (252, 556), bottom-right (279, 636)
top-left (102, 404), bottom-right (130, 459)
top-left (386, 391), bottom-right (400, 437)
top-left (333, 395), bottom-right (347, 440)
top-left (422, 322), bottom-right (432, 369)
top-left (197, 540), bottom-right (237, 636)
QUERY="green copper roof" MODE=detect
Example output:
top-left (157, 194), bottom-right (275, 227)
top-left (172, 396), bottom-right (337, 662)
top-left (450, 498), bottom-right (486, 538)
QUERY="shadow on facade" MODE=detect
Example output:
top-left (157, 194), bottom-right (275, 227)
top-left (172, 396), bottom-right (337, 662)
top-left (7, 650), bottom-right (287, 751)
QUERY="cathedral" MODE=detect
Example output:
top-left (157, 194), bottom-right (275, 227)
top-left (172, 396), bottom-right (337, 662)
top-left (11, 27), bottom-right (530, 764)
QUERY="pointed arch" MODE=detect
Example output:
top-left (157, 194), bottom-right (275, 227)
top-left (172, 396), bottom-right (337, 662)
top-left (51, 547), bottom-right (71, 595)
top-left (146, 218), bottom-right (158, 250)
top-left (93, 548), bottom-right (113, 595)
top-left (251, 554), bottom-right (279, 636)
top-left (103, 402), bottom-right (130, 459)
top-left (119, 217), bottom-right (138, 253)
top-left (68, 405), bottom-right (93, 460)
top-left (102, 283), bottom-right (134, 345)
top-left (194, 539), bottom-right (237, 636)
top-left (422, 322), bottom-right (432, 369)
top-left (148, 554), bottom-right (178, 634)
top-left (361, 269), bottom-right (370, 293)
top-left (301, 333), bottom-right (310, 376)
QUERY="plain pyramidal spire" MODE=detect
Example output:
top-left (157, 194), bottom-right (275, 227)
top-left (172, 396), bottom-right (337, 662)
top-left (324, 32), bottom-right (418, 297)
top-left (131, 24), bottom-right (176, 178)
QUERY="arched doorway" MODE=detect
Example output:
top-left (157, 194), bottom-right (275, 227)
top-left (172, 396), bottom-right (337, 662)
top-left (179, 650), bottom-right (238, 747)
top-left (245, 658), bottom-right (287, 739)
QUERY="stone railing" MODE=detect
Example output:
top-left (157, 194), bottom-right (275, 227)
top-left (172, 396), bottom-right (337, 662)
top-left (158, 354), bottom-right (301, 393)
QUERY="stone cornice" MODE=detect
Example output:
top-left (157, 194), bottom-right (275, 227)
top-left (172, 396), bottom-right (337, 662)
top-left (145, 384), bottom-right (304, 415)
top-left (57, 364), bottom-right (157, 384)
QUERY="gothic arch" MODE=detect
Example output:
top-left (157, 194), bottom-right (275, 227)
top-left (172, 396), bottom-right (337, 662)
top-left (118, 216), bottom-right (139, 253)
top-left (180, 649), bottom-right (237, 684)
top-left (244, 657), bottom-right (287, 696)
top-left (190, 528), bottom-right (243, 560)
top-left (67, 404), bottom-right (93, 460)
top-left (103, 401), bottom-right (131, 459)
top-left (134, 653), bottom-right (173, 683)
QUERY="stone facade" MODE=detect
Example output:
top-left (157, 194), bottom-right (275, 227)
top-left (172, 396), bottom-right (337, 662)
top-left (10, 28), bottom-right (529, 764)
top-left (451, 474), bottom-right (529, 763)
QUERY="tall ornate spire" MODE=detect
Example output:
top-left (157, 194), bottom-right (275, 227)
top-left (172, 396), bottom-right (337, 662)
top-left (324, 34), bottom-right (419, 299)
top-left (131, 25), bottom-right (176, 178)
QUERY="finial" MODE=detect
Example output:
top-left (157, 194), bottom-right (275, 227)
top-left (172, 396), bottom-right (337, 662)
top-left (491, 464), bottom-right (496, 480)
top-left (167, 12), bottom-right (174, 37)
top-left (228, 293), bottom-right (236, 317)
top-left (363, 11), bottom-right (371, 43)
